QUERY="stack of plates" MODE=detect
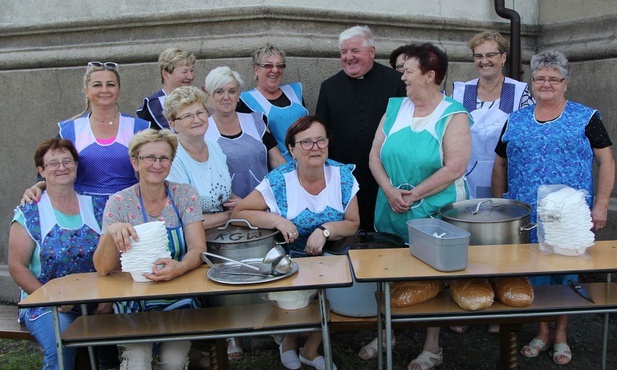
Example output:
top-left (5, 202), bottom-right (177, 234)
top-left (120, 221), bottom-right (171, 282)
top-left (538, 187), bottom-right (594, 255)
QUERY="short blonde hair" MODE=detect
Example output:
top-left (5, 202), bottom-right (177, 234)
top-left (204, 66), bottom-right (244, 96)
top-left (467, 31), bottom-right (509, 53)
top-left (158, 47), bottom-right (196, 83)
top-left (164, 86), bottom-right (209, 122)
top-left (252, 44), bottom-right (286, 65)
top-left (128, 129), bottom-right (178, 160)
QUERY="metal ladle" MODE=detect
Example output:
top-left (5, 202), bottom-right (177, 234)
top-left (201, 246), bottom-right (293, 276)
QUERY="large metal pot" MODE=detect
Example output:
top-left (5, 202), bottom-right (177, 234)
top-left (438, 198), bottom-right (533, 246)
top-left (323, 230), bottom-right (405, 317)
top-left (205, 219), bottom-right (282, 306)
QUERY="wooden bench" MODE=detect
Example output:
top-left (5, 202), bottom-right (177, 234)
top-left (0, 304), bottom-right (33, 341)
top-left (61, 301), bottom-right (326, 370)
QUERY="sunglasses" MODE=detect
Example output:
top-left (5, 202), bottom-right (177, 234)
top-left (87, 61), bottom-right (119, 70)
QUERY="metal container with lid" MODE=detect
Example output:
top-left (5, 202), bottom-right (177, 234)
top-left (438, 198), bottom-right (534, 245)
top-left (205, 219), bottom-right (282, 263)
top-left (204, 219), bottom-right (282, 306)
top-left (323, 230), bottom-right (405, 317)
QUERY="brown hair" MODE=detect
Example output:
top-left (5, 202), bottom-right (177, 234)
top-left (401, 43), bottom-right (448, 85)
top-left (285, 115), bottom-right (329, 149)
top-left (34, 138), bottom-right (79, 168)
top-left (467, 31), bottom-right (509, 54)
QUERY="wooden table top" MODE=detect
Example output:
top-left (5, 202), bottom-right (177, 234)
top-left (349, 240), bottom-right (617, 281)
top-left (19, 255), bottom-right (351, 308)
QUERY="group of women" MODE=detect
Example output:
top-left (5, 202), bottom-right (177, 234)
top-left (8, 29), bottom-right (615, 370)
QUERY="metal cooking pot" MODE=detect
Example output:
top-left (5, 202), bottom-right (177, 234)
top-left (438, 198), bottom-right (534, 246)
top-left (323, 230), bottom-right (405, 317)
top-left (205, 219), bottom-right (282, 263)
top-left (205, 219), bottom-right (282, 306)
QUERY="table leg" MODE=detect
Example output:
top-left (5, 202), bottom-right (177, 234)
top-left (602, 273), bottom-right (612, 370)
top-left (80, 304), bottom-right (97, 370)
top-left (497, 323), bottom-right (520, 370)
top-left (377, 282), bottom-right (383, 370)
top-left (385, 282), bottom-right (393, 370)
top-left (208, 339), bottom-right (229, 370)
top-left (318, 289), bottom-right (334, 370)
top-left (52, 306), bottom-right (65, 370)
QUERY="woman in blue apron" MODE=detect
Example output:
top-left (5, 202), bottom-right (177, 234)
top-left (94, 129), bottom-right (206, 370)
top-left (9, 138), bottom-right (112, 370)
top-left (233, 116), bottom-right (360, 370)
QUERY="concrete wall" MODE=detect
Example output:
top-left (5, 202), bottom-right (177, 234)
top-left (1, 1), bottom-right (616, 302)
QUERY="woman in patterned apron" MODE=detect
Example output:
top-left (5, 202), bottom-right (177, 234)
top-left (9, 138), bottom-right (108, 370)
top-left (368, 43), bottom-right (472, 370)
top-left (232, 115), bottom-right (360, 370)
top-left (450, 30), bottom-right (534, 336)
top-left (493, 50), bottom-right (615, 366)
top-left (204, 66), bottom-right (286, 199)
top-left (94, 129), bottom-right (206, 370)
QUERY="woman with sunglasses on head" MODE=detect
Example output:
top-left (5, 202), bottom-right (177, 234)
top-left (23, 61), bottom-right (150, 213)
top-left (204, 66), bottom-right (286, 199)
top-left (237, 45), bottom-right (308, 162)
top-left (9, 138), bottom-right (111, 370)
top-left (94, 129), bottom-right (206, 370)
top-left (21, 61), bottom-right (149, 370)
top-left (232, 115), bottom-right (360, 370)
top-left (493, 50), bottom-right (615, 365)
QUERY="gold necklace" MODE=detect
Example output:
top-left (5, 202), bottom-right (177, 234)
top-left (49, 194), bottom-right (79, 215)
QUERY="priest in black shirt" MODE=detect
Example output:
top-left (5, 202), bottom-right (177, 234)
top-left (316, 25), bottom-right (406, 231)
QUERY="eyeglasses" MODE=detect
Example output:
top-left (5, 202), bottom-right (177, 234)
top-left (256, 63), bottom-right (286, 70)
top-left (44, 159), bottom-right (76, 171)
top-left (173, 110), bottom-right (208, 123)
top-left (395, 64), bottom-right (405, 72)
top-left (87, 61), bottom-right (119, 70)
top-left (472, 52), bottom-right (502, 60)
top-left (532, 76), bottom-right (566, 85)
top-left (296, 138), bottom-right (329, 151)
top-left (137, 155), bottom-right (172, 166)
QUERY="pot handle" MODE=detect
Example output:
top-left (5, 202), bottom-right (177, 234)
top-left (472, 199), bottom-right (499, 215)
top-left (519, 223), bottom-right (537, 233)
top-left (218, 219), bottom-right (258, 230)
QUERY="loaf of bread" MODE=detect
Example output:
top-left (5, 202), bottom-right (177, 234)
top-left (491, 277), bottom-right (534, 307)
top-left (390, 280), bottom-right (444, 307)
top-left (449, 279), bottom-right (494, 311)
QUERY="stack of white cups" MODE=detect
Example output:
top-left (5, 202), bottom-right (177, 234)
top-left (120, 221), bottom-right (171, 282)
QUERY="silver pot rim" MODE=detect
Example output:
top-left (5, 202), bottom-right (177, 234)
top-left (439, 198), bottom-right (532, 223)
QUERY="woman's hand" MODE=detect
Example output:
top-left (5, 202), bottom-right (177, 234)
top-left (223, 195), bottom-right (241, 212)
top-left (106, 223), bottom-right (139, 252)
top-left (384, 185), bottom-right (412, 213)
top-left (92, 302), bottom-right (114, 315)
top-left (58, 305), bottom-right (75, 314)
top-left (304, 229), bottom-right (327, 255)
top-left (21, 185), bottom-right (43, 205)
top-left (144, 257), bottom-right (181, 281)
top-left (274, 219), bottom-right (299, 244)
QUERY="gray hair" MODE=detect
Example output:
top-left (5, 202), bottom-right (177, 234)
top-left (338, 25), bottom-right (375, 49)
top-left (531, 50), bottom-right (570, 79)
top-left (204, 66), bottom-right (244, 96)
top-left (252, 44), bottom-right (286, 66)
top-left (163, 86), bottom-right (209, 122)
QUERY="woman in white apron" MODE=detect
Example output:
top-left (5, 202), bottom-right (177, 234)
top-left (452, 31), bottom-right (533, 199)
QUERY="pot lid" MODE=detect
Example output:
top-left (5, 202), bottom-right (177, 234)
top-left (439, 198), bottom-right (531, 223)
top-left (324, 230), bottom-right (405, 255)
top-left (205, 219), bottom-right (280, 243)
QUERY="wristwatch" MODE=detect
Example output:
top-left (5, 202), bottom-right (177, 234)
top-left (317, 225), bottom-right (330, 238)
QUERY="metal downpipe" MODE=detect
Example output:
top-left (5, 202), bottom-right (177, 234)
top-left (494, 0), bottom-right (522, 81)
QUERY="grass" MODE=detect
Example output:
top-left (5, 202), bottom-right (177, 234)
top-left (0, 339), bottom-right (42, 370)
